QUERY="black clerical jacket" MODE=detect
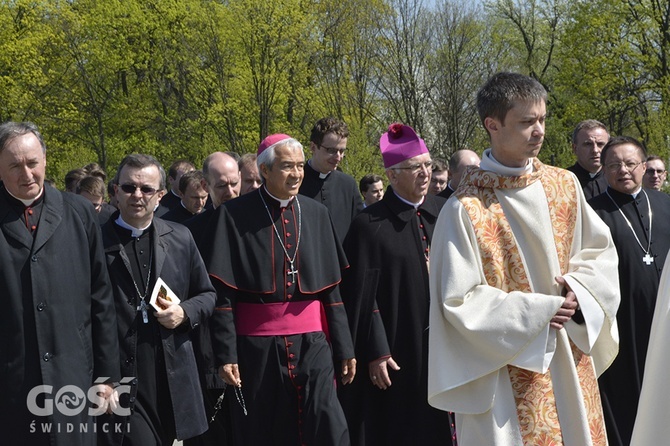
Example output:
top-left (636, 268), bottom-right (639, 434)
top-left (100, 215), bottom-right (215, 443)
top-left (299, 162), bottom-right (364, 242)
top-left (568, 162), bottom-right (608, 200)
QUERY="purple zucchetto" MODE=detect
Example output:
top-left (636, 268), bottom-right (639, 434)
top-left (379, 123), bottom-right (428, 168)
top-left (258, 133), bottom-right (293, 156)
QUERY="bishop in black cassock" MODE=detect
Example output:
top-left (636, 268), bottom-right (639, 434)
top-left (204, 134), bottom-right (355, 446)
top-left (587, 136), bottom-right (670, 446)
top-left (339, 124), bottom-right (453, 446)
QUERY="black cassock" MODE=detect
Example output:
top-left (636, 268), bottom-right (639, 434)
top-left (203, 187), bottom-right (354, 446)
top-left (589, 187), bottom-right (670, 446)
top-left (299, 162), bottom-right (364, 243)
top-left (339, 188), bottom-right (453, 446)
top-left (568, 162), bottom-right (609, 200)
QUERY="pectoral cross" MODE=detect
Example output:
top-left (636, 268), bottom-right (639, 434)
top-left (287, 262), bottom-right (298, 282)
top-left (137, 299), bottom-right (149, 323)
top-left (643, 253), bottom-right (654, 265)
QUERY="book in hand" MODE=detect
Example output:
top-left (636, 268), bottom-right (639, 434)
top-left (149, 277), bottom-right (181, 312)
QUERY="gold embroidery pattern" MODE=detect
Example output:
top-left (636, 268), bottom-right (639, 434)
top-left (457, 160), bottom-right (605, 445)
top-left (541, 167), bottom-right (607, 444)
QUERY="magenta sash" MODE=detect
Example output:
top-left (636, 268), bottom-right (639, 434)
top-left (235, 301), bottom-right (324, 336)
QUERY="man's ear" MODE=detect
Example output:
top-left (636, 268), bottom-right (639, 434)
top-left (484, 117), bottom-right (499, 134)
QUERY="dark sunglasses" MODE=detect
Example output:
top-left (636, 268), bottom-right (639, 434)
top-left (119, 183), bottom-right (158, 196)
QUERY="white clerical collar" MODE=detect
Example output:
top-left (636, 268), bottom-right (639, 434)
top-left (308, 160), bottom-right (331, 179)
top-left (480, 148), bottom-right (533, 176)
top-left (630, 187), bottom-right (643, 198)
top-left (263, 186), bottom-right (293, 208)
top-left (7, 187), bottom-right (44, 207)
top-left (170, 189), bottom-right (180, 198)
top-left (589, 171), bottom-right (599, 178)
top-left (393, 190), bottom-right (424, 208)
top-left (115, 215), bottom-right (152, 238)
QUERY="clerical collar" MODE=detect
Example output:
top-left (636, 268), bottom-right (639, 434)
top-left (115, 215), bottom-right (152, 237)
top-left (589, 171), bottom-right (599, 178)
top-left (308, 160), bottom-right (331, 179)
top-left (393, 190), bottom-right (424, 208)
top-left (630, 187), bottom-right (642, 199)
top-left (170, 189), bottom-right (180, 198)
top-left (480, 148), bottom-right (533, 177)
top-left (262, 185), bottom-right (293, 208)
top-left (6, 186), bottom-right (44, 207)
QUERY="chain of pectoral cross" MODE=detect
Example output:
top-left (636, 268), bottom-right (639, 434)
top-left (606, 189), bottom-right (654, 266)
top-left (125, 246), bottom-right (153, 323)
top-left (259, 191), bottom-right (302, 281)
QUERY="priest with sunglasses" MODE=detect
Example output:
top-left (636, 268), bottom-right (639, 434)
top-left (100, 153), bottom-right (215, 446)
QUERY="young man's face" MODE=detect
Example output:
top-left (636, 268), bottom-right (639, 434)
top-left (572, 127), bottom-right (608, 174)
top-left (363, 180), bottom-right (384, 206)
top-left (309, 132), bottom-right (347, 174)
top-left (486, 100), bottom-right (546, 168)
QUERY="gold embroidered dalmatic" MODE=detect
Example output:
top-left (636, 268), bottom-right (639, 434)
top-left (428, 159), bottom-right (620, 446)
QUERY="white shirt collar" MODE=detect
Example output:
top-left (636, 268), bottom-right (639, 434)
top-left (115, 215), bottom-right (152, 238)
top-left (308, 159), bottom-right (331, 179)
top-left (480, 148), bottom-right (533, 176)
top-left (393, 190), bottom-right (424, 208)
top-left (6, 187), bottom-right (43, 207)
top-left (263, 186), bottom-right (293, 208)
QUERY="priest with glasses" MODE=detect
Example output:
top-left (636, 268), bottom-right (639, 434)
top-left (588, 136), bottom-right (670, 446)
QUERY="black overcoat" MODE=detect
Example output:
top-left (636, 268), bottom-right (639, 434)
top-left (101, 215), bottom-right (215, 443)
top-left (339, 189), bottom-right (453, 446)
top-left (0, 185), bottom-right (120, 446)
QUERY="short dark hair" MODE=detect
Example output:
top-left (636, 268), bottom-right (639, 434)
top-left (646, 154), bottom-right (664, 163)
top-left (76, 175), bottom-right (106, 198)
top-left (359, 174), bottom-right (384, 194)
top-left (168, 159), bottom-right (195, 180)
top-left (310, 117), bottom-right (349, 146)
top-left (432, 158), bottom-right (448, 173)
top-left (238, 153), bottom-right (257, 170)
top-left (0, 121), bottom-right (46, 154)
top-left (116, 154), bottom-right (167, 190)
top-left (571, 119), bottom-right (608, 146)
top-left (600, 136), bottom-right (647, 165)
top-left (65, 168), bottom-right (87, 192)
top-left (476, 72), bottom-right (547, 129)
top-left (178, 170), bottom-right (205, 194)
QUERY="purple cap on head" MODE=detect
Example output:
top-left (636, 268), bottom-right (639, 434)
top-left (258, 133), bottom-right (293, 156)
top-left (379, 123), bottom-right (428, 168)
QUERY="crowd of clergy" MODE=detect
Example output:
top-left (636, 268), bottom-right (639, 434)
top-left (2, 71), bottom-right (670, 446)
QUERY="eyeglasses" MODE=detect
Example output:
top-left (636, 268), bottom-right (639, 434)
top-left (604, 161), bottom-right (642, 173)
top-left (319, 145), bottom-right (347, 156)
top-left (119, 183), bottom-right (159, 196)
top-left (395, 161), bottom-right (433, 174)
top-left (645, 168), bottom-right (666, 175)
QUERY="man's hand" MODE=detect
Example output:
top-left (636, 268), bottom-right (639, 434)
top-left (219, 363), bottom-right (242, 387)
top-left (552, 276), bottom-right (579, 329)
top-left (154, 297), bottom-right (185, 329)
top-left (369, 356), bottom-right (400, 390)
top-left (341, 358), bottom-right (357, 385)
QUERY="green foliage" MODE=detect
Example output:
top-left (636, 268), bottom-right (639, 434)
top-left (3, 0), bottom-right (670, 187)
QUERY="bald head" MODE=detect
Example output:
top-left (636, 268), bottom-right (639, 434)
top-left (448, 150), bottom-right (480, 189)
top-left (203, 152), bottom-right (241, 207)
